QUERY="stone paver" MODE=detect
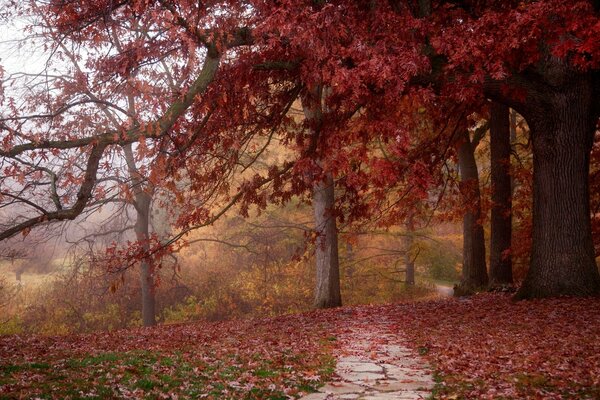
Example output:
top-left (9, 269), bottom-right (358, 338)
top-left (299, 320), bottom-right (435, 400)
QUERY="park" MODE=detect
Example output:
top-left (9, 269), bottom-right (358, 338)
top-left (0, 1), bottom-right (599, 398)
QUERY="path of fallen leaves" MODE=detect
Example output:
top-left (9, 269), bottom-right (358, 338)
top-left (1, 293), bottom-right (600, 399)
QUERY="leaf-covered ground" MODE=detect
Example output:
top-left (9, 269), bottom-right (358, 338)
top-left (0, 314), bottom-right (335, 399)
top-left (1, 293), bottom-right (600, 399)
top-left (341, 294), bottom-right (600, 399)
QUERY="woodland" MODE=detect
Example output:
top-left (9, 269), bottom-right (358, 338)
top-left (0, 0), bottom-right (599, 399)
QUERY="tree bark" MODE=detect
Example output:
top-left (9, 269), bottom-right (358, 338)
top-left (123, 144), bottom-right (156, 326)
top-left (135, 194), bottom-right (156, 327)
top-left (312, 172), bottom-right (342, 308)
top-left (456, 130), bottom-right (488, 294)
top-left (302, 87), bottom-right (342, 309)
top-left (485, 64), bottom-right (600, 298)
top-left (515, 74), bottom-right (600, 299)
top-left (510, 109), bottom-right (518, 194)
top-left (404, 213), bottom-right (415, 286)
top-left (489, 102), bottom-right (513, 286)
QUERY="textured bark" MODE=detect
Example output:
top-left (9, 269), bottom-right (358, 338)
top-left (313, 172), bottom-right (342, 308)
top-left (515, 74), bottom-right (600, 299)
top-left (489, 102), bottom-right (513, 286)
top-left (456, 130), bottom-right (488, 294)
top-left (302, 87), bottom-right (342, 309)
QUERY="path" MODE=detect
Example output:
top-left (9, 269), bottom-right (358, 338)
top-left (435, 284), bottom-right (454, 297)
top-left (301, 318), bottom-right (435, 400)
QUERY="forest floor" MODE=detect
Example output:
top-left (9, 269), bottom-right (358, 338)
top-left (1, 293), bottom-right (600, 399)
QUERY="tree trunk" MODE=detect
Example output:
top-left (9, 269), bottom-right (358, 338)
top-left (404, 246), bottom-right (415, 286)
top-left (135, 194), bottom-right (156, 327)
top-left (456, 130), bottom-right (488, 294)
top-left (489, 102), bottom-right (513, 286)
top-left (313, 172), bottom-right (342, 308)
top-left (515, 74), bottom-right (600, 299)
top-left (123, 143), bottom-right (156, 326)
top-left (404, 214), bottom-right (415, 286)
top-left (302, 86), bottom-right (342, 309)
top-left (509, 108), bottom-right (518, 194)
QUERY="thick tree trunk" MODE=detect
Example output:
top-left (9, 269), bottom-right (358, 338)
top-left (456, 130), bottom-right (488, 294)
top-left (302, 86), bottom-right (342, 309)
top-left (489, 102), bottom-right (513, 286)
top-left (515, 75), bottom-right (600, 299)
top-left (313, 172), bottom-right (342, 308)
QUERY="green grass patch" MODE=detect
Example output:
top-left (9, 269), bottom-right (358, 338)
top-left (254, 368), bottom-right (277, 378)
top-left (0, 362), bottom-right (50, 373)
top-left (1, 347), bottom-right (334, 399)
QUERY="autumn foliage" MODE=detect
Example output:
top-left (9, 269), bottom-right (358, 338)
top-left (0, 1), bottom-right (600, 397)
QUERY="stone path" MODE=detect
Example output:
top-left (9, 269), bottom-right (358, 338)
top-left (300, 319), bottom-right (435, 400)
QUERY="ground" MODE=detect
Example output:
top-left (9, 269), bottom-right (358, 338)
top-left (1, 293), bottom-right (599, 399)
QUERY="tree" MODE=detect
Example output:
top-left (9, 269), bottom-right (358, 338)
top-left (432, 0), bottom-right (600, 297)
top-left (1, 0), bottom-right (599, 301)
top-left (0, 0), bottom-right (280, 326)
top-left (403, 212), bottom-right (416, 286)
top-left (489, 102), bottom-right (513, 287)
top-left (302, 86), bottom-right (342, 308)
top-left (456, 125), bottom-right (488, 294)
top-left (507, 70), bottom-right (599, 298)
top-left (252, 0), bottom-right (600, 298)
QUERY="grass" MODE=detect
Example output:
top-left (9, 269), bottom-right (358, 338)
top-left (0, 350), bottom-right (294, 398)
top-left (0, 335), bottom-right (336, 399)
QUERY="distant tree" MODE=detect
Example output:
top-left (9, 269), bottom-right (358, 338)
top-left (403, 212), bottom-right (416, 286)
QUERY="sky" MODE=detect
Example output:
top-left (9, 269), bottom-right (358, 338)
top-left (0, 16), bottom-right (48, 75)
